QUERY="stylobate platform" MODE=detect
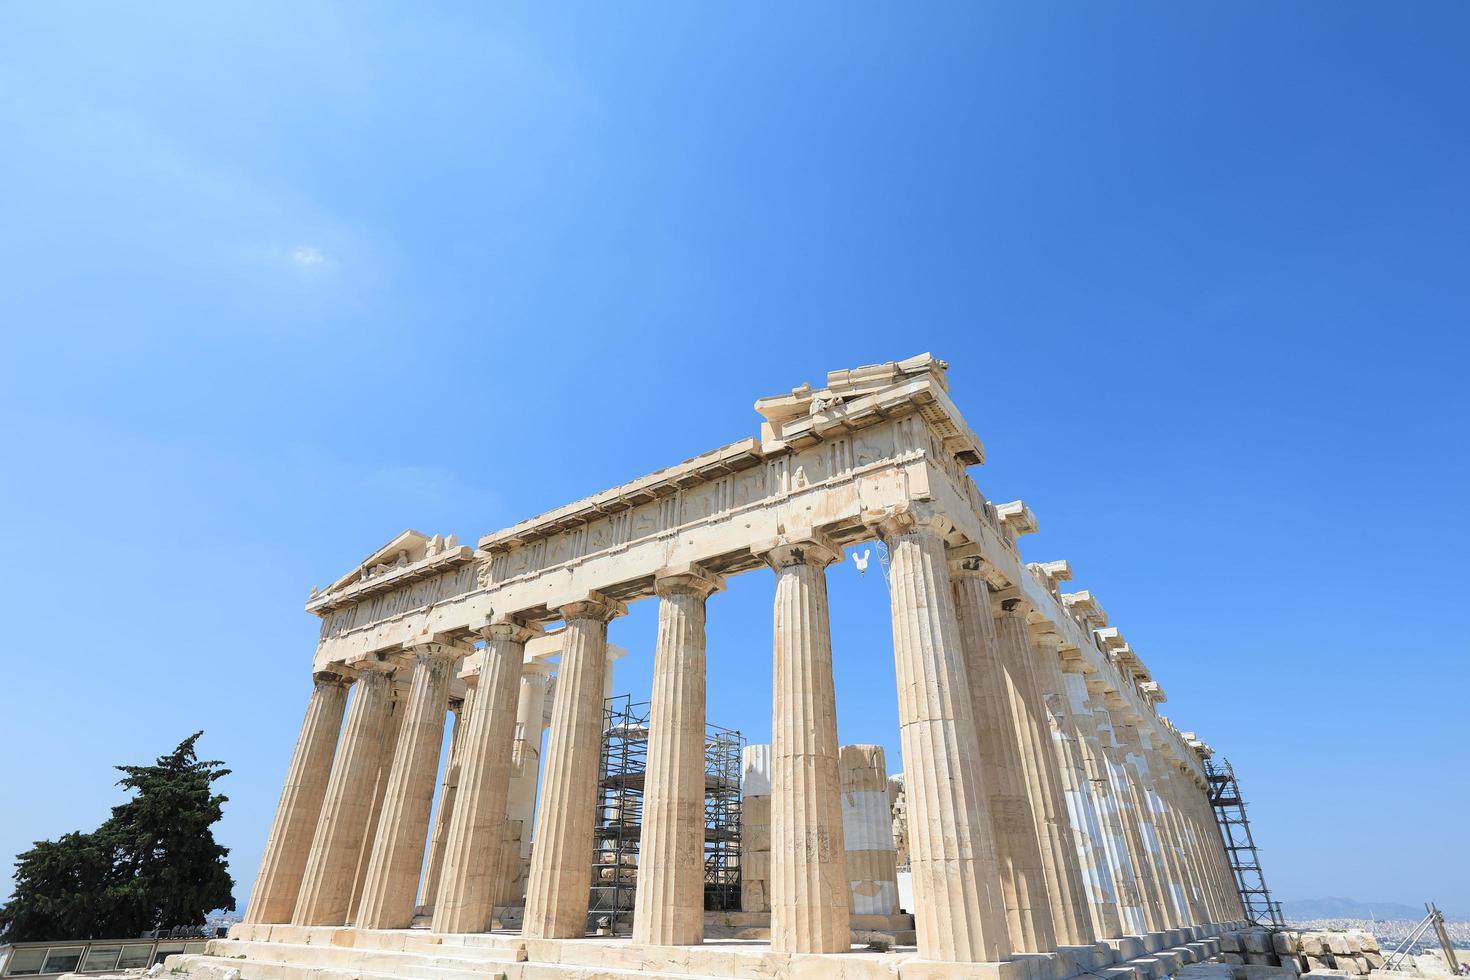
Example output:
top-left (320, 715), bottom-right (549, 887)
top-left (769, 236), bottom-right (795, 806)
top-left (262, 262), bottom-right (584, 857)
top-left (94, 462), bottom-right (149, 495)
top-left (167, 921), bottom-right (1248, 980)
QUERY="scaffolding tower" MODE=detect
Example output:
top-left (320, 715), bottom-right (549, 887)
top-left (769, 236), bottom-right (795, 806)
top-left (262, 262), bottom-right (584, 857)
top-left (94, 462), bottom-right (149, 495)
top-left (1205, 757), bottom-right (1285, 928)
top-left (591, 694), bottom-right (745, 935)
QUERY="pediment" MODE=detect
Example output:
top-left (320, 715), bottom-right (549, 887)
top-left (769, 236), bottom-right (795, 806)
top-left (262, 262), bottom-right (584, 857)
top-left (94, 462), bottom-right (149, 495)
top-left (308, 528), bottom-right (470, 612)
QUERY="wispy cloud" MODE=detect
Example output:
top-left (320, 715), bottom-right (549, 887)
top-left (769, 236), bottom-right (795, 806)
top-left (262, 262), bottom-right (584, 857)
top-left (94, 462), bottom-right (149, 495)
top-left (291, 245), bottom-right (326, 269)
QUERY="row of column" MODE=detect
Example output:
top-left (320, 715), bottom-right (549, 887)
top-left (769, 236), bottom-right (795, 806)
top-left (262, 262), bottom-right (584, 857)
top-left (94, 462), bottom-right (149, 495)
top-left (877, 504), bottom-right (1244, 966)
top-left (246, 509), bottom-right (1241, 964)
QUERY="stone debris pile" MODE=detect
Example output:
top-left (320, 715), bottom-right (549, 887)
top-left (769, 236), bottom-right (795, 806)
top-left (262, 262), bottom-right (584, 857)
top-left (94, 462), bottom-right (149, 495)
top-left (1185, 927), bottom-right (1396, 980)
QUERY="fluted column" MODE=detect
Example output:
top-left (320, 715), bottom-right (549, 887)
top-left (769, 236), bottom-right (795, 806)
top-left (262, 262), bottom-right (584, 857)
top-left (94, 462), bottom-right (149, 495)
top-left (1067, 669), bottom-right (1146, 937)
top-left (523, 594), bottom-right (626, 939)
top-left (348, 687), bottom-right (405, 922)
top-left (432, 621), bottom-right (537, 933)
top-left (356, 643), bottom-right (461, 929)
top-left (418, 694), bottom-right (469, 911)
top-left (839, 744), bottom-right (900, 917)
top-left (1030, 634), bottom-right (1123, 941)
top-left (633, 567), bottom-right (722, 946)
top-left (1107, 702), bottom-right (1181, 931)
top-left (499, 661), bottom-right (552, 908)
top-left (245, 670), bottom-right (350, 924)
top-left (293, 666), bottom-right (396, 926)
top-left (877, 513), bottom-right (1008, 964)
top-left (1160, 760), bottom-right (1212, 923)
top-left (950, 560), bottom-right (1055, 954)
top-left (759, 533), bottom-right (850, 955)
top-left (1089, 689), bottom-right (1168, 934)
top-left (994, 599), bottom-right (1094, 946)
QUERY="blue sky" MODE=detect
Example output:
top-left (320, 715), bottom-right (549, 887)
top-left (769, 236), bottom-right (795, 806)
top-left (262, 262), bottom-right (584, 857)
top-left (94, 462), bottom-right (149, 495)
top-left (2, 3), bottom-right (1467, 916)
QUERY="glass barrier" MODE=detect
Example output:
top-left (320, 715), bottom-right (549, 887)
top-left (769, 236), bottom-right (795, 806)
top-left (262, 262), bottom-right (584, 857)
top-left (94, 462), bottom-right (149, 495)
top-left (116, 946), bottom-right (154, 970)
top-left (80, 947), bottom-right (123, 972)
top-left (39, 950), bottom-right (83, 976)
top-left (4, 948), bottom-right (48, 977)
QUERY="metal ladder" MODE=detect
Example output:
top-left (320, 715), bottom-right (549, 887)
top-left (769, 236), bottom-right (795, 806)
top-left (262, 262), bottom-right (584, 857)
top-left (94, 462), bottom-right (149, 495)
top-left (1205, 757), bottom-right (1285, 927)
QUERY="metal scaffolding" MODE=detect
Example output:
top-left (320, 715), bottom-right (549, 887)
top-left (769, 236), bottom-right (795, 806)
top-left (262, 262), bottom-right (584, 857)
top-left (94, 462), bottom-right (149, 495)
top-left (1205, 756), bottom-right (1285, 928)
top-left (590, 694), bottom-right (745, 935)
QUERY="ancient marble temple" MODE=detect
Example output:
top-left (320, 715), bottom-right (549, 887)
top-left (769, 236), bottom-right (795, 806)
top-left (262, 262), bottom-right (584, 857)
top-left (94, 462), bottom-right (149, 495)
top-left (176, 354), bottom-right (1249, 980)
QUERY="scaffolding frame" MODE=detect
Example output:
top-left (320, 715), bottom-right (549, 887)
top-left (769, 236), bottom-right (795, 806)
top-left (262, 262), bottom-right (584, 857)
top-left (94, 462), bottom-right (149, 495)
top-left (1204, 757), bottom-right (1284, 928)
top-left (591, 694), bottom-right (746, 934)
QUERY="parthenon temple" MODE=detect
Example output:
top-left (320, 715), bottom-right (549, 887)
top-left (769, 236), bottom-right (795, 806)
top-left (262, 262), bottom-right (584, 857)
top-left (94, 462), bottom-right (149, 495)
top-left (176, 354), bottom-right (1253, 980)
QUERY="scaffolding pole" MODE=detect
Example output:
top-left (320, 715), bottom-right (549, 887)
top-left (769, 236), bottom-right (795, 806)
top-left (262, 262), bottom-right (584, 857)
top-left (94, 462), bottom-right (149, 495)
top-left (1205, 756), bottom-right (1285, 928)
top-left (591, 694), bottom-right (745, 934)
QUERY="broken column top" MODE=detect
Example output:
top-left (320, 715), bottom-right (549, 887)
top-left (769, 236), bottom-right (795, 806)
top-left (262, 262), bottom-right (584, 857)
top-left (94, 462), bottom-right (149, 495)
top-left (742, 744), bottom-right (773, 796)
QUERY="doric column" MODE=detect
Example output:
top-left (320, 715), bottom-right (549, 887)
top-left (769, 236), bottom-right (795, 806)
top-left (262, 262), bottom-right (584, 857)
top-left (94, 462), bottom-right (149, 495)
top-left (1143, 747), bottom-right (1193, 929)
top-left (839, 744), bottom-right (900, 917)
top-left (292, 666), bottom-right (396, 926)
top-left (1030, 632), bottom-right (1123, 941)
top-left (418, 693), bottom-right (469, 912)
top-left (994, 597), bottom-right (1094, 945)
top-left (499, 663), bottom-right (550, 908)
top-left (522, 594), bottom-right (626, 939)
top-left (877, 512), bottom-right (1008, 963)
top-left (950, 559), bottom-right (1056, 954)
top-left (356, 643), bottom-right (461, 929)
top-left (758, 533), bottom-right (850, 955)
top-left (499, 661), bottom-right (552, 908)
top-left (1089, 688), bottom-right (1168, 934)
top-left (633, 567), bottom-right (722, 946)
top-left (740, 745), bottom-right (773, 913)
top-left (1066, 667), bottom-right (1147, 937)
top-left (1158, 759), bottom-right (1211, 924)
top-left (348, 685), bottom-right (405, 922)
top-left (1106, 700), bottom-right (1182, 931)
top-left (432, 621), bottom-right (537, 934)
top-left (245, 670), bottom-right (350, 924)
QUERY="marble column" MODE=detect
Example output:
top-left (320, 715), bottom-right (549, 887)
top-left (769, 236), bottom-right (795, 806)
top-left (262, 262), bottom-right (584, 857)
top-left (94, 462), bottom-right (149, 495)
top-left (760, 534), bottom-right (851, 955)
top-left (740, 745), bottom-right (773, 913)
top-left (418, 693), bottom-right (469, 912)
top-left (432, 622), bottom-right (536, 934)
top-left (839, 744), bottom-right (900, 917)
top-left (356, 643), bottom-right (461, 930)
top-left (1169, 765), bottom-right (1215, 923)
top-left (878, 514), bottom-right (1008, 964)
top-left (1066, 669), bottom-right (1146, 937)
top-left (499, 661), bottom-right (552, 908)
top-left (1107, 702), bottom-right (1182, 931)
top-left (994, 599), bottom-right (1094, 946)
top-left (522, 594), bottom-right (625, 939)
top-left (1089, 689), bottom-right (1168, 934)
top-left (633, 568), bottom-right (721, 946)
top-left (293, 666), bottom-right (396, 926)
top-left (245, 670), bottom-right (350, 924)
top-left (950, 561), bottom-right (1056, 954)
top-left (348, 687), bottom-right (405, 922)
top-left (1030, 634), bottom-right (1123, 941)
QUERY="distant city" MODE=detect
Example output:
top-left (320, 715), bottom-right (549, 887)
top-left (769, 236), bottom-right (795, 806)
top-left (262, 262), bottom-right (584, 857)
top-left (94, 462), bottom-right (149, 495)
top-left (1284, 898), bottom-right (1469, 951)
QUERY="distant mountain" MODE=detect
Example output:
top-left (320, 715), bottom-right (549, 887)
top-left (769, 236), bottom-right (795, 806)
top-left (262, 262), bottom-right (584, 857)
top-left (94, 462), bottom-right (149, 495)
top-left (1284, 897), bottom-right (1465, 921)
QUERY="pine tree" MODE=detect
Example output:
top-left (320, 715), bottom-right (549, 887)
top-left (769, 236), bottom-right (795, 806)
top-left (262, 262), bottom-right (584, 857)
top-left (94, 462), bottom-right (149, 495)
top-left (0, 733), bottom-right (236, 943)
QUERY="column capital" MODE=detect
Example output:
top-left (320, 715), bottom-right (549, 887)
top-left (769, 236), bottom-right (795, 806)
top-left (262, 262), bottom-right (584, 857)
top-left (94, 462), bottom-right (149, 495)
top-left (313, 669), bottom-right (352, 687)
top-left (400, 640), bottom-right (469, 665)
top-left (753, 529), bottom-right (841, 569)
top-left (557, 591), bottom-right (627, 623)
top-left (654, 563), bottom-right (724, 599)
top-left (479, 619), bottom-right (542, 646)
top-left (864, 501), bottom-right (952, 541)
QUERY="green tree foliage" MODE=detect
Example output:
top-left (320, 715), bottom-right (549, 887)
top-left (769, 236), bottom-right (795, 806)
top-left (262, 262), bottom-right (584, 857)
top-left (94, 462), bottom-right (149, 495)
top-left (0, 733), bottom-right (235, 943)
